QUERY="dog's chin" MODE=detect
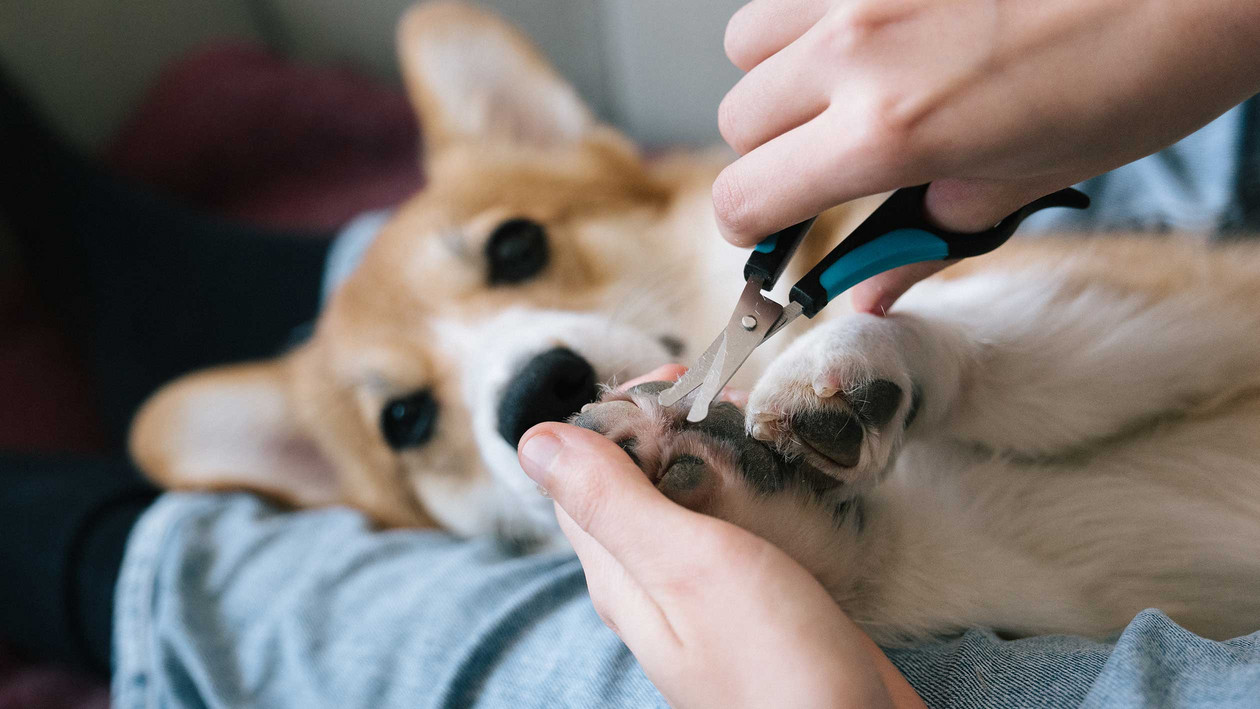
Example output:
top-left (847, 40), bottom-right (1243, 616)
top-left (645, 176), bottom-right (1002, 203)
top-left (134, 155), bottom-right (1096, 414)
top-left (492, 478), bottom-right (568, 555)
top-left (484, 445), bottom-right (569, 553)
top-left (493, 512), bottom-right (569, 556)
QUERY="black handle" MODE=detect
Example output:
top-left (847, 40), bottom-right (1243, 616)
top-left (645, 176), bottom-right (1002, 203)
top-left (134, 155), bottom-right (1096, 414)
top-left (787, 185), bottom-right (1090, 317)
top-left (942, 187), bottom-right (1091, 258)
top-left (743, 216), bottom-right (818, 290)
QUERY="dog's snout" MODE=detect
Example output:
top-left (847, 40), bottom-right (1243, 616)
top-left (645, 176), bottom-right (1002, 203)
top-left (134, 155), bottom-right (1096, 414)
top-left (497, 347), bottom-right (598, 446)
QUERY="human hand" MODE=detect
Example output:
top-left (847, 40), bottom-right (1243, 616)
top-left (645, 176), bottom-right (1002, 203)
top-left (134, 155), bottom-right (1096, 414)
top-left (517, 365), bottom-right (924, 709)
top-left (715, 0), bottom-right (1260, 313)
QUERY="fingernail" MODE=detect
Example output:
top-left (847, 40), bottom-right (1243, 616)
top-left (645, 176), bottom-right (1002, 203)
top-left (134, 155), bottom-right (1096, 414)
top-left (519, 433), bottom-right (563, 484)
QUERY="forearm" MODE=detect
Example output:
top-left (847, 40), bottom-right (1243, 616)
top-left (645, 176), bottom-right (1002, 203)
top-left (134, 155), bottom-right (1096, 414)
top-left (960, 0), bottom-right (1260, 179)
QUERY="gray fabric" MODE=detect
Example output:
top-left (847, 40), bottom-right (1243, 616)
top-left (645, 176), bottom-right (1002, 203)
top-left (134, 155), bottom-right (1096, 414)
top-left (886, 613), bottom-right (1260, 708)
top-left (321, 209), bottom-right (392, 304)
top-left (1024, 101), bottom-right (1254, 234)
top-left (113, 493), bottom-right (1260, 709)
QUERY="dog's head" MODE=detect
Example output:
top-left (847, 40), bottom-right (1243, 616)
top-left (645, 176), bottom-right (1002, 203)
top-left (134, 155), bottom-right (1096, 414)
top-left (129, 2), bottom-right (740, 543)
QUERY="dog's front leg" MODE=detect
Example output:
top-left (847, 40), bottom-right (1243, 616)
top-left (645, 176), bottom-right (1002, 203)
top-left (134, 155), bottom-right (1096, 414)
top-left (751, 269), bottom-right (1260, 468)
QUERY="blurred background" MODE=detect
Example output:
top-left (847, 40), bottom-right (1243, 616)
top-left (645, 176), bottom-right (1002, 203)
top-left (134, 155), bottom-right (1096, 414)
top-left (1, 0), bottom-right (746, 150)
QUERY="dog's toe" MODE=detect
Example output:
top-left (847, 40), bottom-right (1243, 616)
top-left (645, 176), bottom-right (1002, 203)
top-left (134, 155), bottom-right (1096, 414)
top-left (658, 454), bottom-right (708, 502)
top-left (570, 400), bottom-right (640, 435)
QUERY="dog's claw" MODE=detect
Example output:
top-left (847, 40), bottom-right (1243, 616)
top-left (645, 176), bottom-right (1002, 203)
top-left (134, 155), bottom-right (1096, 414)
top-left (750, 420), bottom-right (775, 442)
top-left (813, 382), bottom-right (840, 398)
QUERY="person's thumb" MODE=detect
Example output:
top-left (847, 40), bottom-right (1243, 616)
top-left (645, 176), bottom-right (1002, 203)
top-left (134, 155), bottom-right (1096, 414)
top-left (518, 422), bottom-right (708, 580)
top-left (924, 177), bottom-right (1054, 233)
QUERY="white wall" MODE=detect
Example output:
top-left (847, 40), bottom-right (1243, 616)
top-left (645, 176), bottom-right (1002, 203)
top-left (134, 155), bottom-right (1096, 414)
top-left (265, 0), bottom-right (617, 122)
top-left (600, 0), bottom-right (745, 147)
top-left (1, 0), bottom-right (747, 150)
top-left (0, 0), bottom-right (262, 148)
top-left (264, 0), bottom-right (747, 146)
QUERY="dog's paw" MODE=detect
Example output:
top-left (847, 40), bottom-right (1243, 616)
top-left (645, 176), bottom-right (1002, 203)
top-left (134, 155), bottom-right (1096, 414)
top-left (570, 382), bottom-right (870, 598)
top-left (570, 382), bottom-right (844, 513)
top-left (747, 317), bottom-right (918, 489)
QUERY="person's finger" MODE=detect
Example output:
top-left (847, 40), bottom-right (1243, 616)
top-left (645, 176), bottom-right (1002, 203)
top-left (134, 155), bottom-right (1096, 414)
top-left (719, 33), bottom-right (831, 155)
top-left (713, 111), bottom-right (925, 246)
top-left (518, 423), bottom-right (717, 581)
top-left (725, 0), bottom-right (831, 71)
top-left (924, 177), bottom-right (1060, 233)
top-left (553, 505), bottom-right (682, 654)
top-left (619, 365), bottom-right (748, 407)
top-left (721, 387), bottom-right (749, 408)
top-left (848, 259), bottom-right (956, 315)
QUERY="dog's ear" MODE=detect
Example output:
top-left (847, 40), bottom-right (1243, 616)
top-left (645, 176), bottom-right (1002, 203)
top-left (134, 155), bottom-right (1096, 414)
top-left (129, 359), bottom-right (340, 508)
top-left (397, 1), bottom-right (594, 152)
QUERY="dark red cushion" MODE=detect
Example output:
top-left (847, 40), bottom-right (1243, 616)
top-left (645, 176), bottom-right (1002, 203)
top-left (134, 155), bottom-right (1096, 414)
top-left (0, 273), bottom-right (105, 454)
top-left (105, 43), bottom-right (423, 231)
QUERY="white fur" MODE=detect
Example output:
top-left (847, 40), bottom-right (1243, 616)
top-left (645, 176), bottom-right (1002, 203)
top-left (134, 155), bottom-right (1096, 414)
top-left (740, 260), bottom-right (1260, 641)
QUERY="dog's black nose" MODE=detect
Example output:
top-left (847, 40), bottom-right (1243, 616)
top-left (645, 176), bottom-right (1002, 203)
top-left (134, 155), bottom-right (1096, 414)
top-left (497, 347), bottom-right (598, 446)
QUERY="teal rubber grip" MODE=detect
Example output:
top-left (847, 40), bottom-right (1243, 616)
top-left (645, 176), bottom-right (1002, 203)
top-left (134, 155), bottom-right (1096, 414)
top-left (816, 228), bottom-right (949, 300)
top-left (788, 185), bottom-right (1089, 317)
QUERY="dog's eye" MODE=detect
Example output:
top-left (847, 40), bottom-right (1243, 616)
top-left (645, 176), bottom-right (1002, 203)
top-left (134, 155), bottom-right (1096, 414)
top-left (486, 218), bottom-right (549, 285)
top-left (380, 390), bottom-right (439, 450)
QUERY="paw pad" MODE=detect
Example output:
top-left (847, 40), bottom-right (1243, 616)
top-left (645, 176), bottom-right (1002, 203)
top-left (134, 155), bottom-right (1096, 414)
top-left (747, 373), bottom-right (909, 488)
top-left (570, 382), bottom-right (831, 508)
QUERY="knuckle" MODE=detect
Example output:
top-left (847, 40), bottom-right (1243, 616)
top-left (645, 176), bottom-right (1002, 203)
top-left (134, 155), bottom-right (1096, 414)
top-left (716, 93), bottom-right (747, 153)
top-left (712, 169), bottom-right (757, 237)
top-left (815, 5), bottom-right (882, 59)
top-left (857, 96), bottom-right (922, 171)
top-left (656, 560), bottom-right (704, 598)
top-left (691, 522), bottom-right (756, 570)
top-left (653, 528), bottom-right (735, 598)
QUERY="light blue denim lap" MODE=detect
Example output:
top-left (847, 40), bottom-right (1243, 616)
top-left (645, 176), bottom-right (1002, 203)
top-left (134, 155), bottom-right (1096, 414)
top-left (113, 493), bottom-right (670, 709)
top-left (113, 493), bottom-right (1260, 709)
top-left (1022, 101), bottom-right (1254, 234)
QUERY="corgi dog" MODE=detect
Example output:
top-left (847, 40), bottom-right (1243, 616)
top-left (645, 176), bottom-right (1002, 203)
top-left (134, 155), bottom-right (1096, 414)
top-left (130, 2), bottom-right (1260, 644)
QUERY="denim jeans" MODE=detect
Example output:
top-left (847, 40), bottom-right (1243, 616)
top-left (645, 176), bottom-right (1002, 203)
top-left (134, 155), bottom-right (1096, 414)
top-left (113, 494), bottom-right (1260, 709)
